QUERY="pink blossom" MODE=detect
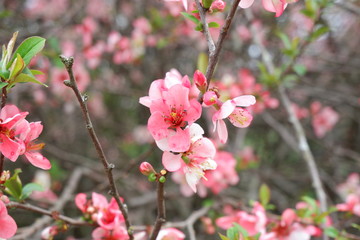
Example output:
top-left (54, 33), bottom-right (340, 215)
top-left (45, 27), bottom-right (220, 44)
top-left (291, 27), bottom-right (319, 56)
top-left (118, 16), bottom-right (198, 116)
top-left (164, 0), bottom-right (189, 11)
top-left (239, 0), bottom-right (298, 17)
top-left (147, 84), bottom-right (201, 152)
top-left (92, 226), bottom-right (129, 240)
top-left (212, 95), bottom-right (256, 143)
top-left (193, 70), bottom-right (207, 93)
top-left (310, 102), bottom-right (339, 138)
top-left (337, 173), bottom-right (360, 200)
top-left (134, 228), bottom-right (185, 240)
top-left (139, 162), bottom-right (156, 176)
top-left (0, 105), bottom-right (28, 161)
top-left (203, 151), bottom-right (239, 194)
top-left (17, 121), bottom-right (51, 170)
top-left (83, 41), bottom-right (106, 69)
top-left (203, 91), bottom-right (218, 106)
top-left (210, 0), bottom-right (226, 12)
top-left (162, 124), bottom-right (217, 192)
top-left (216, 202), bottom-right (267, 236)
top-left (336, 194), bottom-right (360, 216)
top-left (0, 200), bottom-right (17, 239)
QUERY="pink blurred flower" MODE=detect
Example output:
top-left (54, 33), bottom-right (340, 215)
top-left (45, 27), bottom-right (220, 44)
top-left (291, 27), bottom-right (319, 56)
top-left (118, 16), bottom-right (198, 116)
top-left (0, 200), bottom-right (17, 239)
top-left (238, 146), bottom-right (259, 169)
top-left (310, 102), bottom-right (339, 138)
top-left (134, 228), bottom-right (185, 240)
top-left (291, 103), bottom-right (309, 120)
top-left (239, 0), bottom-right (299, 17)
top-left (337, 173), bottom-right (360, 200)
top-left (216, 202), bottom-right (267, 236)
top-left (164, 0), bottom-right (189, 11)
top-left (162, 124), bottom-right (217, 192)
top-left (83, 41), bottom-right (106, 69)
top-left (210, 0), bottom-right (226, 13)
top-left (203, 151), bottom-right (239, 194)
top-left (92, 225), bottom-right (129, 240)
top-left (336, 194), bottom-right (360, 216)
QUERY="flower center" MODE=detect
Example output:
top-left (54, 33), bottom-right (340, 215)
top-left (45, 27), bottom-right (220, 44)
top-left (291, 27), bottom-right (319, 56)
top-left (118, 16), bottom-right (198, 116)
top-left (164, 105), bottom-right (187, 128)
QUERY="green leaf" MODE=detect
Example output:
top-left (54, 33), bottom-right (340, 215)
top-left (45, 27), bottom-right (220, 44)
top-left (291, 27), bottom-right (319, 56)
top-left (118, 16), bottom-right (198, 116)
top-left (30, 69), bottom-right (44, 75)
top-left (226, 227), bottom-right (240, 240)
top-left (0, 69), bottom-right (9, 79)
top-left (310, 25), bottom-right (329, 41)
top-left (302, 196), bottom-right (317, 211)
top-left (276, 31), bottom-right (292, 50)
top-left (7, 36), bottom-right (46, 68)
top-left (351, 223), bottom-right (360, 231)
top-left (197, 52), bottom-right (208, 74)
top-left (0, 82), bottom-right (8, 89)
top-left (4, 169), bottom-right (23, 201)
top-left (9, 73), bottom-right (48, 89)
top-left (219, 233), bottom-right (230, 240)
top-left (208, 22), bottom-right (220, 28)
top-left (293, 64), bottom-right (307, 76)
top-left (324, 227), bottom-right (339, 238)
top-left (259, 184), bottom-right (271, 206)
top-left (180, 12), bottom-right (200, 24)
top-left (233, 223), bottom-right (248, 237)
top-left (9, 53), bottom-right (25, 80)
top-left (20, 183), bottom-right (44, 200)
top-left (203, 0), bottom-right (213, 9)
top-left (195, 23), bottom-right (203, 32)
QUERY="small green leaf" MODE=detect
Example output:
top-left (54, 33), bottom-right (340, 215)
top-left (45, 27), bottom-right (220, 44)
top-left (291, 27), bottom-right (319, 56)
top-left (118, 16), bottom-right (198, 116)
top-left (352, 223), bottom-right (360, 231)
top-left (8, 36), bottom-right (46, 68)
top-left (9, 53), bottom-right (25, 80)
top-left (203, 0), bottom-right (214, 9)
top-left (259, 184), bottom-right (271, 206)
top-left (310, 25), bottom-right (329, 41)
top-left (226, 227), bottom-right (240, 240)
top-left (9, 73), bottom-right (48, 89)
top-left (276, 31), bottom-right (292, 50)
top-left (20, 183), bottom-right (44, 200)
top-left (324, 227), bottom-right (339, 238)
top-left (30, 69), bottom-right (44, 75)
top-left (293, 64), bottom-right (307, 76)
top-left (208, 22), bottom-right (220, 28)
top-left (180, 12), bottom-right (200, 24)
top-left (197, 52), bottom-right (208, 74)
top-left (0, 69), bottom-right (10, 79)
top-left (219, 233), bottom-right (230, 240)
top-left (0, 82), bottom-right (8, 89)
top-left (195, 23), bottom-right (203, 32)
top-left (4, 169), bottom-right (23, 201)
top-left (233, 223), bottom-right (248, 237)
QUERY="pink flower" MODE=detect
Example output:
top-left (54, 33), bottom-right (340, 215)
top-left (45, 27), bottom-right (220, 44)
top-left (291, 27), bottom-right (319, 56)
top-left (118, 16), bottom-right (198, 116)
top-left (310, 102), bottom-right (339, 138)
top-left (203, 151), bottom-right (239, 194)
top-left (212, 95), bottom-right (256, 143)
top-left (162, 124), bottom-right (217, 192)
top-left (336, 194), bottom-right (360, 216)
top-left (134, 228), bottom-right (185, 240)
top-left (0, 105), bottom-right (28, 161)
top-left (0, 200), bottom-right (17, 239)
top-left (92, 226), bottom-right (129, 240)
top-left (210, 0), bottom-right (226, 12)
top-left (164, 0), bottom-right (189, 11)
top-left (139, 162), bottom-right (156, 176)
top-left (17, 121), bottom-right (51, 170)
top-left (216, 202), bottom-right (267, 236)
top-left (337, 173), bottom-right (360, 200)
top-left (239, 0), bottom-right (298, 17)
top-left (147, 84), bottom-right (201, 152)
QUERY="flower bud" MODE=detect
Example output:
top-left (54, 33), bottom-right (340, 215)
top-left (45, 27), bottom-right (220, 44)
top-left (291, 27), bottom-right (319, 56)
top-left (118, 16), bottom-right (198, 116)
top-left (193, 70), bottom-right (207, 93)
top-left (139, 162), bottom-right (156, 176)
top-left (203, 91), bottom-right (218, 106)
top-left (159, 176), bottom-right (166, 183)
top-left (210, 0), bottom-right (226, 13)
top-left (0, 170), bottom-right (10, 184)
top-left (148, 173), bottom-right (157, 182)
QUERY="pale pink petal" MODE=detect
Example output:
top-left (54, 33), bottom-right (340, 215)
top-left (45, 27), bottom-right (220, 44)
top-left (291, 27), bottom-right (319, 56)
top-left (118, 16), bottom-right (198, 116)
top-left (26, 122), bottom-right (43, 142)
top-left (92, 192), bottom-right (108, 209)
top-left (24, 152), bottom-right (51, 170)
top-left (232, 95), bottom-right (256, 107)
top-left (0, 105), bottom-right (20, 119)
top-left (185, 168), bottom-right (199, 193)
top-left (139, 96), bottom-right (151, 107)
top-left (262, 0), bottom-right (286, 17)
top-left (281, 208), bottom-right (296, 226)
top-left (228, 108), bottom-right (253, 128)
top-left (162, 151), bottom-right (182, 172)
top-left (218, 100), bottom-right (236, 119)
top-left (181, 0), bottom-right (188, 11)
top-left (190, 138), bottom-right (216, 160)
top-left (75, 193), bottom-right (87, 212)
top-left (148, 112), bottom-right (169, 140)
top-left (155, 138), bottom-right (170, 152)
top-left (168, 128), bottom-right (191, 152)
top-left (217, 119), bottom-right (228, 143)
top-left (0, 201), bottom-right (17, 239)
top-left (185, 99), bottom-right (202, 123)
top-left (216, 216), bottom-right (237, 229)
top-left (239, 0), bottom-right (255, 8)
top-left (189, 123), bottom-right (204, 142)
top-left (0, 135), bottom-right (22, 161)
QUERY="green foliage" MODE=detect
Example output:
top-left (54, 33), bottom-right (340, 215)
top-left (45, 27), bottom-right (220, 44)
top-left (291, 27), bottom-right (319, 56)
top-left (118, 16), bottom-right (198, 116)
top-left (208, 22), bottom-right (220, 28)
top-left (181, 12), bottom-right (200, 25)
top-left (203, 0), bottom-right (214, 9)
top-left (197, 52), bottom-right (208, 74)
top-left (309, 25), bottom-right (329, 41)
top-left (21, 183), bottom-right (44, 200)
top-left (7, 36), bottom-right (46, 67)
top-left (324, 227), bottom-right (339, 238)
top-left (259, 183), bottom-right (271, 207)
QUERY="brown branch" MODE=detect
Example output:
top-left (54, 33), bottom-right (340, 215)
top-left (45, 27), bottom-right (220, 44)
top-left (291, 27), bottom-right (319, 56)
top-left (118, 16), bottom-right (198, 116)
top-left (6, 202), bottom-right (89, 226)
top-left (149, 180), bottom-right (166, 240)
top-left (59, 55), bottom-right (134, 239)
top-left (197, 0), bottom-right (241, 101)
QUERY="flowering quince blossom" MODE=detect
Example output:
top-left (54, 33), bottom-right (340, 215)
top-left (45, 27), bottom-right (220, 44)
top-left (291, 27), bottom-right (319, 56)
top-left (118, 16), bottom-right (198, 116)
top-left (337, 173), bottom-right (360, 200)
top-left (75, 192), bottom-right (129, 240)
top-left (239, 0), bottom-right (299, 17)
top-left (164, 0), bottom-right (188, 11)
top-left (202, 151), bottom-right (239, 194)
top-left (211, 95), bottom-right (256, 143)
top-left (0, 200), bottom-right (17, 239)
top-left (336, 194), bottom-right (360, 217)
top-left (310, 101), bottom-right (339, 138)
top-left (216, 202), bottom-right (267, 236)
top-left (134, 228), bottom-right (185, 240)
top-left (162, 124), bottom-right (217, 192)
top-left (140, 70), bottom-right (201, 152)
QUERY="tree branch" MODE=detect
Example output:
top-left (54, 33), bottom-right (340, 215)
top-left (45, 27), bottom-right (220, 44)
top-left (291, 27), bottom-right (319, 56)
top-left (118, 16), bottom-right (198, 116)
top-left (149, 179), bottom-right (166, 240)
top-left (59, 55), bottom-right (134, 240)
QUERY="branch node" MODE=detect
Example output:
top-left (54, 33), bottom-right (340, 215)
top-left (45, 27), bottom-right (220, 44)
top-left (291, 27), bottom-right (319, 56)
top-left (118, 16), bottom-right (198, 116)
top-left (63, 80), bottom-right (72, 87)
top-left (59, 55), bottom-right (74, 69)
top-left (86, 123), bottom-right (92, 130)
top-left (82, 94), bottom-right (89, 102)
top-left (108, 163), bottom-right (115, 169)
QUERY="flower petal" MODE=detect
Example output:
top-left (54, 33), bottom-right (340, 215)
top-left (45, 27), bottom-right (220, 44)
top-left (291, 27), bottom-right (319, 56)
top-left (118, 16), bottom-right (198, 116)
top-left (228, 108), bottom-right (253, 128)
top-left (217, 119), bottom-right (228, 143)
top-left (239, 0), bottom-right (255, 8)
top-left (162, 151), bottom-right (182, 172)
top-left (232, 95), bottom-right (256, 107)
top-left (24, 152), bottom-right (51, 170)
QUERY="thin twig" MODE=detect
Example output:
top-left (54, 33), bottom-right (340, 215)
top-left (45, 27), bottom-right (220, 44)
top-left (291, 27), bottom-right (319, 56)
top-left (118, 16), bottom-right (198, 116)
top-left (0, 83), bottom-right (7, 173)
top-left (10, 167), bottom-right (84, 239)
top-left (194, 0), bottom-right (216, 53)
top-left (149, 180), bottom-right (166, 240)
top-left (6, 202), bottom-right (89, 226)
top-left (59, 55), bottom-right (134, 239)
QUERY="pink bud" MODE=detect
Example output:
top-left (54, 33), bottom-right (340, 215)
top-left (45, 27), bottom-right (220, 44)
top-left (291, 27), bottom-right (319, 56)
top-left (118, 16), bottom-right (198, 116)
top-left (139, 162), bottom-right (156, 176)
top-left (193, 70), bottom-right (207, 93)
top-left (203, 91), bottom-right (218, 106)
top-left (210, 0), bottom-right (226, 12)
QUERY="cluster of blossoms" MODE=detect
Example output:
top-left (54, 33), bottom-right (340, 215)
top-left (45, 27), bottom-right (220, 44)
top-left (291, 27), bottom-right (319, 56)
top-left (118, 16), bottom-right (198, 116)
top-left (336, 173), bottom-right (360, 217)
top-left (216, 202), bottom-right (324, 240)
top-left (74, 192), bottom-right (129, 240)
top-left (140, 69), bottom-right (255, 192)
top-left (0, 105), bottom-right (50, 170)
